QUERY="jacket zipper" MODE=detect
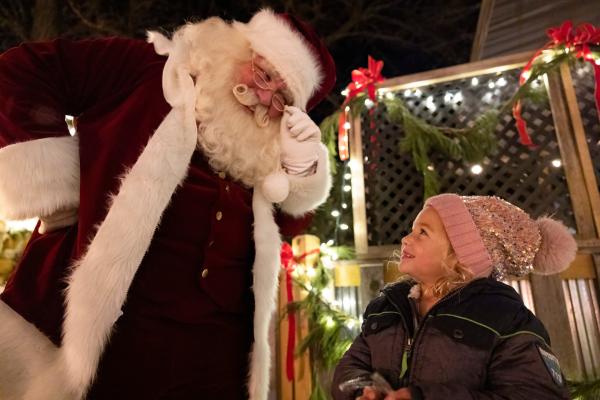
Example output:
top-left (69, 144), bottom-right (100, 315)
top-left (405, 287), bottom-right (467, 384)
top-left (387, 285), bottom-right (468, 386)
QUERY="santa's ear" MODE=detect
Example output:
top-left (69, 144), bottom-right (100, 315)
top-left (147, 31), bottom-right (173, 55)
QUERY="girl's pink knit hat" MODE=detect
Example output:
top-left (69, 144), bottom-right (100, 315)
top-left (425, 193), bottom-right (577, 279)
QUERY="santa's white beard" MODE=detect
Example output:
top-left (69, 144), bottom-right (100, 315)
top-left (180, 18), bottom-right (281, 187)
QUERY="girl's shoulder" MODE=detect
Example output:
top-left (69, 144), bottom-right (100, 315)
top-left (445, 278), bottom-right (549, 342)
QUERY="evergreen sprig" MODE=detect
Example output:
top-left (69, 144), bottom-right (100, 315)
top-left (569, 378), bottom-right (600, 399)
top-left (286, 245), bottom-right (359, 400)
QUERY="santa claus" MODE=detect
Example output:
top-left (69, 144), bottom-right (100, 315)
top-left (0, 9), bottom-right (335, 400)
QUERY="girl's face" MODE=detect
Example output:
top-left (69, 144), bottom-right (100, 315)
top-left (398, 206), bottom-right (456, 285)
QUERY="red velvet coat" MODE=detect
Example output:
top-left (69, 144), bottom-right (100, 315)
top-left (0, 37), bottom-right (329, 400)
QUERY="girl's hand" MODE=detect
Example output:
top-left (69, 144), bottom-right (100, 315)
top-left (356, 386), bottom-right (383, 400)
top-left (384, 387), bottom-right (412, 400)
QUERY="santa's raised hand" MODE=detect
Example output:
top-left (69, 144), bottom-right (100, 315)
top-left (280, 105), bottom-right (320, 176)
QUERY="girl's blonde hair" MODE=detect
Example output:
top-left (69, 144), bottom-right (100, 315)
top-left (429, 258), bottom-right (474, 298)
top-left (390, 249), bottom-right (475, 298)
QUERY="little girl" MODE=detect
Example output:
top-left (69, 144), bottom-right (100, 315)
top-left (332, 194), bottom-right (575, 400)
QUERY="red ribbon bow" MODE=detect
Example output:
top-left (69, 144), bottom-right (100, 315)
top-left (279, 242), bottom-right (320, 382)
top-left (338, 56), bottom-right (385, 160)
top-left (514, 20), bottom-right (600, 147)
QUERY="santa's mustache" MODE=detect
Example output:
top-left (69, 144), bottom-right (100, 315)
top-left (233, 84), bottom-right (270, 127)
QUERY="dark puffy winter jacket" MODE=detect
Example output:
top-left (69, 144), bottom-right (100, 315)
top-left (332, 277), bottom-right (571, 399)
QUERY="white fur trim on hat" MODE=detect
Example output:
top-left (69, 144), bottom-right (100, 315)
top-left (533, 217), bottom-right (577, 275)
top-left (233, 9), bottom-right (323, 110)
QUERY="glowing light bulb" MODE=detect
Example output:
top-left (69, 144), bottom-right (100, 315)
top-left (471, 164), bottom-right (483, 174)
top-left (331, 210), bottom-right (340, 217)
top-left (551, 159), bottom-right (562, 168)
top-left (340, 223), bottom-right (349, 230)
top-left (471, 77), bottom-right (479, 86)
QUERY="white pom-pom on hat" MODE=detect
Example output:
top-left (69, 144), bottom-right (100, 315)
top-left (261, 171), bottom-right (290, 203)
top-left (533, 217), bottom-right (577, 275)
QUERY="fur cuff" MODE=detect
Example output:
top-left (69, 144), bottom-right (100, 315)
top-left (0, 301), bottom-right (63, 400)
top-left (279, 143), bottom-right (331, 217)
top-left (0, 137), bottom-right (80, 221)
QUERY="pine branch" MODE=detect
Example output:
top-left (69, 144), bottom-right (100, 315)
top-left (569, 378), bottom-right (600, 399)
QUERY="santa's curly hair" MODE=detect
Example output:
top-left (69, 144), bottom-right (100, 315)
top-left (177, 17), bottom-right (282, 187)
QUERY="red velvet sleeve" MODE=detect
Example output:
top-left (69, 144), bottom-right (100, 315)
top-left (0, 37), bottom-right (164, 148)
top-left (276, 211), bottom-right (314, 238)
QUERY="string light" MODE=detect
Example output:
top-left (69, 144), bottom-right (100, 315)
top-left (551, 159), bottom-right (562, 168)
top-left (403, 89), bottom-right (411, 97)
top-left (453, 91), bottom-right (463, 103)
top-left (331, 210), bottom-right (340, 217)
top-left (343, 185), bottom-right (352, 192)
top-left (340, 223), bottom-right (349, 230)
top-left (471, 77), bottom-right (479, 86)
top-left (364, 98), bottom-right (375, 108)
top-left (341, 203), bottom-right (348, 209)
top-left (471, 164), bottom-right (483, 174)
top-left (344, 173), bottom-right (352, 180)
top-left (324, 316), bottom-right (336, 329)
top-left (322, 287), bottom-right (335, 302)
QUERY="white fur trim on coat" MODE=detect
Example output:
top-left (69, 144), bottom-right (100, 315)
top-left (233, 9), bottom-right (322, 110)
top-left (58, 33), bottom-right (198, 398)
top-left (0, 136), bottom-right (80, 221)
top-left (248, 188), bottom-right (281, 400)
top-left (279, 143), bottom-right (331, 216)
top-left (0, 301), bottom-right (69, 400)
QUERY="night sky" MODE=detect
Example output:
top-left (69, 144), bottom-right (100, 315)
top-left (0, 0), bottom-right (481, 120)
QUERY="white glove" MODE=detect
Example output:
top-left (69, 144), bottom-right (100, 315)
top-left (280, 106), bottom-right (320, 176)
top-left (39, 208), bottom-right (78, 234)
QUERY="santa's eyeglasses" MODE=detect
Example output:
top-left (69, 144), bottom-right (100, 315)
top-left (251, 56), bottom-right (288, 112)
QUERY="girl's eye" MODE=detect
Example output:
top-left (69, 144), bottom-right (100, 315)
top-left (420, 229), bottom-right (428, 236)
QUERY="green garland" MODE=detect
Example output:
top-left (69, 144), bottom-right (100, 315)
top-left (569, 378), bottom-right (600, 399)
top-left (319, 50), bottom-right (575, 199)
top-left (0, 224), bottom-right (31, 285)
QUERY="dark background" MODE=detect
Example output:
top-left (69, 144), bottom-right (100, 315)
top-left (0, 0), bottom-right (481, 121)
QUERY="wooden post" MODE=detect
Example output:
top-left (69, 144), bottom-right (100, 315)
top-left (277, 235), bottom-right (320, 400)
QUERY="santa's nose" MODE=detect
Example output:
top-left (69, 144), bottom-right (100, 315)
top-left (255, 88), bottom-right (273, 106)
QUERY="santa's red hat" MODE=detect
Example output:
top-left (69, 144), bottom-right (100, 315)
top-left (234, 9), bottom-right (336, 111)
